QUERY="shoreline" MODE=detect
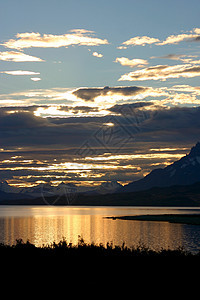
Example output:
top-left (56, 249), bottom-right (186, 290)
top-left (106, 214), bottom-right (200, 225)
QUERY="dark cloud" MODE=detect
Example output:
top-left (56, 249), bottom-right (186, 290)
top-left (0, 109), bottom-right (48, 129)
top-left (159, 54), bottom-right (184, 60)
top-left (72, 86), bottom-right (148, 101)
top-left (0, 108), bottom-right (106, 148)
top-left (191, 36), bottom-right (200, 41)
top-left (109, 102), bottom-right (153, 114)
top-left (139, 106), bottom-right (200, 145)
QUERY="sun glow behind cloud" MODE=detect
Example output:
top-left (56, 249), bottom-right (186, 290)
top-left (33, 105), bottom-right (110, 118)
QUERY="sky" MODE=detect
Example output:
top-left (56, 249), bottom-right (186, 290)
top-left (1, 0), bottom-right (200, 188)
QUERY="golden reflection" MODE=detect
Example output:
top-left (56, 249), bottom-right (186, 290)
top-left (0, 208), bottom-right (185, 251)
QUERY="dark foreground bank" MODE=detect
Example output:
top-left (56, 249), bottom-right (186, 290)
top-left (1, 238), bottom-right (200, 259)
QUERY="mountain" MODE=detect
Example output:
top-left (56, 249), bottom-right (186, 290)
top-left (0, 181), bottom-right (21, 194)
top-left (95, 181), bottom-right (122, 194)
top-left (122, 142), bottom-right (200, 193)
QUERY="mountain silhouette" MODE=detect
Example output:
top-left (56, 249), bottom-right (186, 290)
top-left (122, 142), bottom-right (200, 193)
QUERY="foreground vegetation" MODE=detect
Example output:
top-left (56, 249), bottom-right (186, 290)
top-left (1, 238), bottom-right (200, 259)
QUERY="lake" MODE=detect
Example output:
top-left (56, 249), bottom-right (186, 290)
top-left (0, 206), bottom-right (200, 253)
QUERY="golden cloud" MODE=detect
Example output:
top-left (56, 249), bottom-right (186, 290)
top-left (170, 85), bottom-right (200, 95)
top-left (30, 78), bottom-right (41, 82)
top-left (0, 51), bottom-right (44, 62)
top-left (157, 28), bottom-right (200, 45)
top-left (115, 57), bottom-right (148, 67)
top-left (92, 52), bottom-right (103, 58)
top-left (2, 30), bottom-right (109, 49)
top-left (122, 36), bottom-right (160, 46)
top-left (118, 64), bottom-right (200, 81)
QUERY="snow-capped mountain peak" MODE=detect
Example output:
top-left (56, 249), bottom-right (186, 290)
top-left (123, 142), bottom-right (200, 193)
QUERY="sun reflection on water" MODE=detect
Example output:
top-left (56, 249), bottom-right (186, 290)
top-left (0, 206), bottom-right (198, 251)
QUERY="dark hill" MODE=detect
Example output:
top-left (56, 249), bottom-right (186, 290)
top-left (122, 142), bottom-right (200, 193)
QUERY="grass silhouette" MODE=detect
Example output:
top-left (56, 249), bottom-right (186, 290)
top-left (0, 237), bottom-right (199, 259)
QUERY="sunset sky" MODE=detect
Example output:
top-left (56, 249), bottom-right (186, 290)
top-left (1, 0), bottom-right (200, 187)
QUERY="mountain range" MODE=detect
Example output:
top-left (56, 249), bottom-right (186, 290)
top-left (1, 142), bottom-right (200, 205)
top-left (0, 179), bottom-right (122, 201)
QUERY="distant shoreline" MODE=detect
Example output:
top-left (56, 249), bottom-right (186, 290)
top-left (106, 214), bottom-right (200, 225)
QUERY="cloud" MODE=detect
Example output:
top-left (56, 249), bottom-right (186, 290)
top-left (0, 88), bottom-right (75, 107)
top-left (30, 77), bottom-right (41, 81)
top-left (0, 51), bottom-right (44, 62)
top-left (109, 102), bottom-right (153, 114)
top-left (157, 28), bottom-right (200, 45)
top-left (117, 46), bottom-right (127, 50)
top-left (170, 85), bottom-right (200, 95)
top-left (115, 57), bottom-right (148, 68)
top-left (193, 36), bottom-right (200, 41)
top-left (1, 105), bottom-right (199, 155)
top-left (72, 86), bottom-right (149, 101)
top-left (152, 54), bottom-right (200, 65)
top-left (0, 70), bottom-right (40, 76)
top-left (120, 28), bottom-right (200, 48)
top-left (0, 108), bottom-right (105, 149)
top-left (118, 64), bottom-right (200, 81)
top-left (122, 36), bottom-right (160, 46)
top-left (1, 30), bottom-right (109, 49)
top-left (92, 52), bottom-right (103, 58)
top-left (143, 106), bottom-right (200, 136)
top-left (194, 28), bottom-right (200, 34)
top-left (157, 34), bottom-right (195, 46)
top-left (153, 54), bottom-right (186, 61)
top-left (0, 109), bottom-right (48, 129)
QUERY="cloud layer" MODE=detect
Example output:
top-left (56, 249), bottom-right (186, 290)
top-left (0, 105), bottom-right (199, 185)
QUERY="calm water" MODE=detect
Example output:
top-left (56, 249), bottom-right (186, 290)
top-left (0, 206), bottom-right (200, 253)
